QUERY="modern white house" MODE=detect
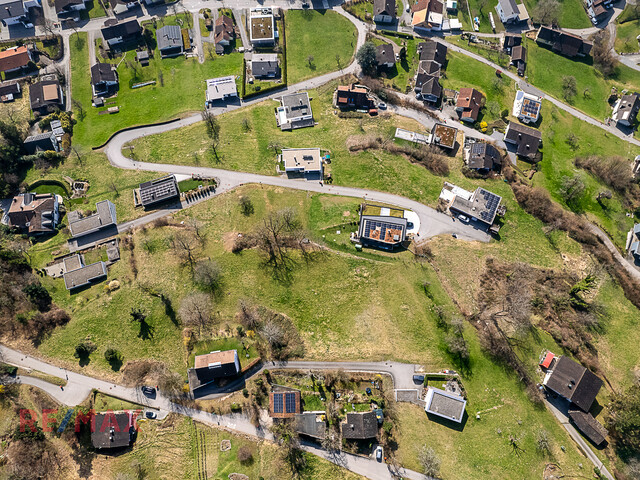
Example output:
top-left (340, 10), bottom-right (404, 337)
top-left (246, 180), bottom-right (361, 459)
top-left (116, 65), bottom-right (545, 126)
top-left (205, 76), bottom-right (238, 106)
top-left (280, 148), bottom-right (323, 179)
top-left (496, 0), bottom-right (528, 23)
top-left (249, 7), bottom-right (276, 46)
top-left (512, 90), bottom-right (542, 124)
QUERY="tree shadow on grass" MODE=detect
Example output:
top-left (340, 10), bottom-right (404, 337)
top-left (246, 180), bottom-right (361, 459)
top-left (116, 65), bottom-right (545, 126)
top-left (138, 319), bottom-right (155, 340)
top-left (107, 356), bottom-right (123, 372)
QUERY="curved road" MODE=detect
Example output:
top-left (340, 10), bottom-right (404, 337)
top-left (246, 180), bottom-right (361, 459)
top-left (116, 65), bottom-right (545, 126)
top-left (1, 345), bottom-right (429, 480)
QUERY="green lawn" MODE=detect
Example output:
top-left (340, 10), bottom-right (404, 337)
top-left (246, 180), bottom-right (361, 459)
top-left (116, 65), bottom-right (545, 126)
top-left (85, 0), bottom-right (107, 18)
top-left (521, 0), bottom-right (591, 28)
top-left (525, 38), bottom-right (640, 120)
top-left (188, 337), bottom-right (258, 370)
top-left (376, 34), bottom-right (419, 93)
top-left (285, 10), bottom-right (358, 84)
top-left (615, 19), bottom-right (640, 53)
top-left (617, 3), bottom-right (640, 23)
top-left (69, 24), bottom-right (243, 148)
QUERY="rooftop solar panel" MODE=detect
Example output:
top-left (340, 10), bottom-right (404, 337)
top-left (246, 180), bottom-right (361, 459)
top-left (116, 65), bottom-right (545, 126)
top-left (273, 393), bottom-right (283, 413)
top-left (285, 392), bottom-right (296, 413)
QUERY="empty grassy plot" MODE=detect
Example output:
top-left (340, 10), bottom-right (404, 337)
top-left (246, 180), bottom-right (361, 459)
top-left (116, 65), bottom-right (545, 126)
top-left (69, 25), bottom-right (243, 148)
top-left (285, 10), bottom-right (358, 84)
top-left (0, 86), bottom-right (31, 131)
top-left (615, 19), bottom-right (640, 54)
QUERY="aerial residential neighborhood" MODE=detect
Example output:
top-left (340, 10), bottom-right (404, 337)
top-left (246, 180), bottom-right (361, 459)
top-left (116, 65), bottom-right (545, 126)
top-left (0, 0), bottom-right (640, 478)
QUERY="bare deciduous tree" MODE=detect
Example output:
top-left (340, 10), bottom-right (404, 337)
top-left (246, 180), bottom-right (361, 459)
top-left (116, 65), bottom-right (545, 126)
top-left (193, 259), bottom-right (222, 292)
top-left (178, 293), bottom-right (212, 335)
top-left (202, 109), bottom-right (221, 160)
top-left (417, 445), bottom-right (441, 477)
top-left (171, 231), bottom-right (199, 270)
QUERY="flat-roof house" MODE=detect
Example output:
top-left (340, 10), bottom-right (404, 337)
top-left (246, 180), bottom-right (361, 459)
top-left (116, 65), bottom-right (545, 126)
top-left (335, 84), bottom-right (374, 110)
top-left (280, 148), bottom-right (323, 180)
top-left (157, 25), bottom-right (183, 58)
top-left (568, 409), bottom-right (608, 445)
top-left (0, 81), bottom-right (21, 102)
top-left (138, 175), bottom-right (180, 208)
top-left (63, 254), bottom-right (107, 290)
top-left (0, 46), bottom-right (33, 74)
top-left (513, 90), bottom-right (541, 124)
top-left (214, 14), bottom-right (234, 54)
top-left (205, 76), bottom-right (238, 106)
top-left (465, 141), bottom-right (502, 172)
top-left (29, 80), bottom-right (64, 114)
top-left (373, 0), bottom-right (396, 23)
top-left (535, 26), bottom-right (593, 57)
top-left (68, 200), bottom-right (117, 238)
top-left (503, 121), bottom-right (541, 160)
top-left (6, 192), bottom-right (59, 235)
top-left (24, 132), bottom-right (59, 154)
top-left (251, 53), bottom-right (280, 79)
top-left (91, 412), bottom-right (136, 449)
top-left (503, 32), bottom-right (522, 52)
top-left (270, 389), bottom-right (302, 419)
top-left (543, 356), bottom-right (603, 411)
top-left (448, 185), bottom-right (503, 227)
top-left (54, 0), bottom-right (87, 19)
top-left (249, 7), bottom-right (275, 46)
top-left (417, 41), bottom-right (447, 66)
top-left (0, 0), bottom-right (27, 26)
top-left (431, 123), bottom-right (457, 149)
top-left (91, 62), bottom-right (118, 97)
top-left (456, 87), bottom-right (484, 123)
top-left (101, 19), bottom-right (142, 47)
top-left (376, 44), bottom-right (395, 69)
top-left (295, 412), bottom-right (326, 439)
top-left (424, 387), bottom-right (466, 423)
top-left (510, 45), bottom-right (526, 76)
top-left (276, 92), bottom-right (314, 131)
top-left (341, 411), bottom-right (378, 440)
top-left (358, 214), bottom-right (407, 250)
top-left (612, 93), bottom-right (640, 127)
top-left (193, 350), bottom-right (241, 382)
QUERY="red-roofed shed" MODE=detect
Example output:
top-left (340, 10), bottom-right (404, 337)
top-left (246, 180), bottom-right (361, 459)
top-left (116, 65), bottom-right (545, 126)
top-left (539, 351), bottom-right (555, 369)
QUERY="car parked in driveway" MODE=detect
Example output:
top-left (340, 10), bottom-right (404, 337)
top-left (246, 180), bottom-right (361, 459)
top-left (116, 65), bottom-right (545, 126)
top-left (374, 445), bottom-right (383, 462)
top-left (458, 214), bottom-right (469, 222)
top-left (141, 386), bottom-right (156, 397)
top-left (145, 411), bottom-right (157, 419)
top-left (378, 102), bottom-right (387, 109)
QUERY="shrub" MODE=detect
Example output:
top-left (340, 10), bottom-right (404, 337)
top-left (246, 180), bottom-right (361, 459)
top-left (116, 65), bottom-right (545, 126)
top-left (74, 339), bottom-right (97, 359)
top-left (237, 445), bottom-right (253, 463)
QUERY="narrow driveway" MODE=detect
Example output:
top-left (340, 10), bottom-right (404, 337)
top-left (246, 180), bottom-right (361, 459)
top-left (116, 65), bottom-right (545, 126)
top-left (233, 8), bottom-right (250, 50)
top-left (192, 11), bottom-right (205, 63)
top-left (0, 345), bottom-right (429, 480)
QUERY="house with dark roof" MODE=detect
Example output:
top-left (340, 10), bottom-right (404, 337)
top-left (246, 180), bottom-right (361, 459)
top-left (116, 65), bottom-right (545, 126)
top-left (214, 14), bottom-right (235, 54)
top-left (611, 93), bottom-right (640, 127)
top-left (335, 84), bottom-right (374, 110)
top-left (0, 0), bottom-right (28, 26)
top-left (157, 25), bottom-right (183, 58)
top-left (0, 46), bottom-right (33, 74)
top-left (587, 0), bottom-right (610, 24)
top-left (535, 26), bottom-right (593, 57)
top-left (295, 412), bottom-right (326, 439)
top-left (510, 45), bottom-right (526, 76)
top-left (543, 356), bottom-right (603, 412)
top-left (503, 32), bottom-right (522, 52)
top-left (63, 254), bottom-right (107, 290)
top-left (91, 62), bottom-right (118, 96)
top-left (91, 412), bottom-right (136, 449)
top-left (29, 80), bottom-right (64, 114)
top-left (68, 200), bottom-right (117, 238)
top-left (137, 175), bottom-right (179, 209)
top-left (0, 81), bottom-right (21, 102)
top-left (24, 132), bottom-right (59, 154)
top-left (568, 409), bottom-right (608, 445)
top-left (424, 387), bottom-right (466, 423)
top-left (442, 183), bottom-right (504, 228)
top-left (417, 40), bottom-right (447, 66)
top-left (54, 0), bottom-right (87, 18)
top-left (187, 349), bottom-right (241, 397)
top-left (503, 121), bottom-right (541, 160)
top-left (251, 54), bottom-right (280, 79)
top-left (376, 44), bottom-right (395, 69)
top-left (373, 0), bottom-right (396, 23)
top-left (456, 88), bottom-right (484, 123)
top-left (414, 60), bottom-right (442, 103)
top-left (341, 411), bottom-right (378, 440)
top-left (464, 141), bottom-right (502, 173)
top-left (6, 193), bottom-right (59, 235)
top-left (276, 92), bottom-right (314, 131)
top-left (101, 19), bottom-right (142, 47)
top-left (270, 389), bottom-right (302, 419)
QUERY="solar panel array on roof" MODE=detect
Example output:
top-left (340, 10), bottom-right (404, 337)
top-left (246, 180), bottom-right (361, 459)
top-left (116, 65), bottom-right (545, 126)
top-left (363, 219), bottom-right (404, 243)
top-left (478, 189), bottom-right (500, 223)
top-left (139, 176), bottom-right (179, 207)
top-left (273, 393), bottom-right (283, 413)
top-left (285, 392), bottom-right (296, 413)
top-left (521, 98), bottom-right (540, 118)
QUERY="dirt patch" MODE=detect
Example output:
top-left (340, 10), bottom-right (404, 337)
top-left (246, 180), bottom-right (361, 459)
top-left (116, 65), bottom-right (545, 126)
top-left (543, 463), bottom-right (563, 480)
top-left (343, 210), bottom-right (351, 217)
top-left (222, 232), bottom-right (241, 252)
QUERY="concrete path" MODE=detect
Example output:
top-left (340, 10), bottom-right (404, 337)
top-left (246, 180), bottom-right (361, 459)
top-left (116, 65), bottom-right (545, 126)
top-left (87, 29), bottom-right (96, 67)
top-left (0, 345), bottom-right (429, 480)
top-left (192, 11), bottom-right (205, 63)
top-left (233, 8), bottom-right (250, 50)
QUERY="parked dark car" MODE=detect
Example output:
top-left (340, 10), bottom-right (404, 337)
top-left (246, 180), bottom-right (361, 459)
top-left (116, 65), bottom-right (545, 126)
top-left (412, 375), bottom-right (425, 385)
top-left (141, 386), bottom-right (156, 397)
top-left (145, 411), bottom-right (157, 419)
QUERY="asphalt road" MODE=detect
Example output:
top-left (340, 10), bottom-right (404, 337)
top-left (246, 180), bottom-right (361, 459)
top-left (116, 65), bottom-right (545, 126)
top-left (0, 345), bottom-right (429, 480)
